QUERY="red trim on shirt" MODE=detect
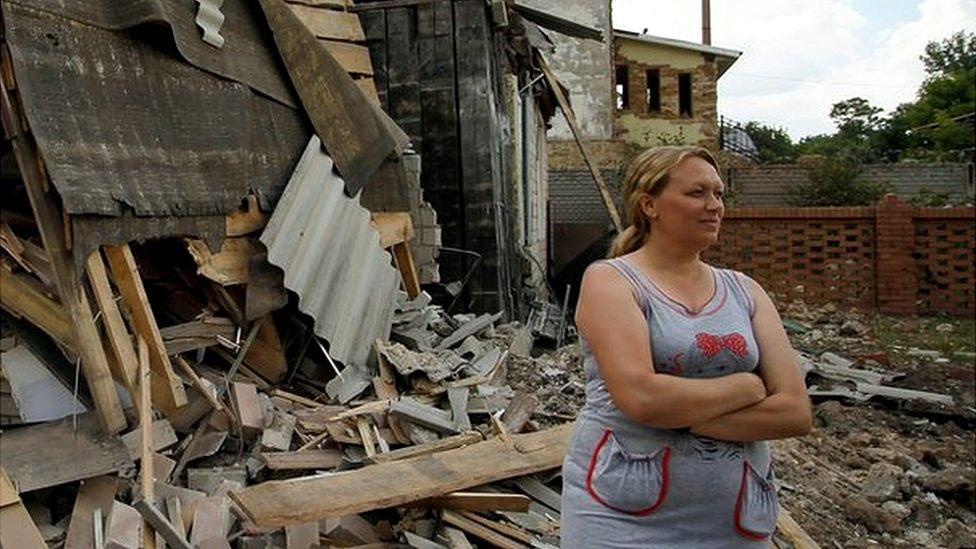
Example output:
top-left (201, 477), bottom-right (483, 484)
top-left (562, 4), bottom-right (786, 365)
top-left (585, 429), bottom-right (671, 516)
top-left (734, 461), bottom-right (772, 541)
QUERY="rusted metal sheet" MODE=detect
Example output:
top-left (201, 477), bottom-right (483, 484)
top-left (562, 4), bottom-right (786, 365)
top-left (261, 137), bottom-right (399, 368)
top-left (7, 0), bottom-right (296, 106)
top-left (4, 2), bottom-right (310, 221)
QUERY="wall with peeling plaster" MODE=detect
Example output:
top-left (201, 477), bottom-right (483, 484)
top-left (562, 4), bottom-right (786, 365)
top-left (522, 0), bottom-right (613, 140)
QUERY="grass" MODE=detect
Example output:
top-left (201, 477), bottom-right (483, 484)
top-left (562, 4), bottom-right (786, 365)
top-left (872, 314), bottom-right (976, 364)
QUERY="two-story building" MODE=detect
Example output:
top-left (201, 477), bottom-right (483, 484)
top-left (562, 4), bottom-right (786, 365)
top-left (613, 30), bottom-right (740, 150)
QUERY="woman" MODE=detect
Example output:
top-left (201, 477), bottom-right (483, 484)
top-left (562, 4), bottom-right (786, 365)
top-left (561, 146), bottom-right (812, 548)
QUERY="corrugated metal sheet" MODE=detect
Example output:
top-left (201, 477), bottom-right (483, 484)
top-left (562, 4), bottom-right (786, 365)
top-left (261, 136), bottom-right (399, 368)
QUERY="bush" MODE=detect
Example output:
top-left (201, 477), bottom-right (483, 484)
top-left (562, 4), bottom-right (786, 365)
top-left (791, 157), bottom-right (892, 206)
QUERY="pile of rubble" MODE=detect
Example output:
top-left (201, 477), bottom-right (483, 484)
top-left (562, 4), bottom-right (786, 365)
top-left (1, 283), bottom-right (577, 548)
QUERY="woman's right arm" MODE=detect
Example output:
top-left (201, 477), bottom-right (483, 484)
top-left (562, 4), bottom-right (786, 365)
top-left (575, 263), bottom-right (766, 429)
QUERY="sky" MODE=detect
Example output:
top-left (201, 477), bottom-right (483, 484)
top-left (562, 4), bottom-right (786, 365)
top-left (612, 0), bottom-right (976, 139)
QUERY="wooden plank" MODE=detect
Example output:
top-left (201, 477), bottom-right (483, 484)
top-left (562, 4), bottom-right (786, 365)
top-left (410, 492), bottom-right (531, 512)
top-left (349, 0), bottom-right (434, 12)
top-left (456, 510), bottom-right (535, 545)
top-left (447, 387), bottom-right (471, 431)
top-left (259, 0), bottom-right (400, 195)
top-left (500, 391), bottom-right (538, 433)
top-left (285, 522), bottom-right (320, 549)
top-left (286, 0), bottom-right (348, 8)
top-left (104, 244), bottom-right (187, 415)
top-left (185, 237), bottom-right (257, 286)
top-left (512, 476), bottom-right (560, 513)
top-left (370, 212), bottom-right (415, 248)
top-left (390, 397), bottom-right (458, 434)
top-left (244, 318), bottom-right (287, 383)
top-left (173, 356), bottom-right (226, 414)
top-left (121, 419), bottom-right (178, 461)
top-left (393, 241), bottom-right (421, 299)
top-left (166, 497), bottom-right (187, 539)
top-left (225, 195), bottom-right (268, 237)
top-left (356, 416), bottom-right (377, 458)
top-left (2, 82), bottom-right (127, 433)
top-left (189, 496), bottom-right (229, 546)
top-left (64, 476), bottom-right (118, 549)
top-left (537, 52), bottom-right (623, 232)
top-left (322, 40), bottom-right (374, 75)
top-left (354, 77), bottom-right (381, 105)
top-left (132, 499), bottom-right (193, 549)
top-left (0, 412), bottom-right (133, 493)
top-left (260, 449), bottom-right (343, 471)
top-left (104, 501), bottom-right (142, 549)
top-left (0, 266), bottom-right (73, 349)
top-left (0, 468), bottom-right (47, 549)
top-left (85, 249), bottom-right (139, 391)
top-left (777, 509), bottom-right (821, 549)
top-left (367, 431), bottom-right (483, 464)
top-left (230, 382), bottom-right (265, 439)
top-left (231, 423), bottom-right (572, 527)
top-left (161, 318), bottom-right (235, 355)
top-left (440, 510), bottom-right (522, 549)
top-left (137, 337), bottom-right (157, 549)
top-left (288, 4), bottom-right (366, 41)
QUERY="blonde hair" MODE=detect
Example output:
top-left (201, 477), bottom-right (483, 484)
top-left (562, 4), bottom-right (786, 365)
top-left (608, 146), bottom-right (719, 258)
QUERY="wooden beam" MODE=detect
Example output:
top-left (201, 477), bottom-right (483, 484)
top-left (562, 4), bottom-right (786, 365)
top-left (537, 53), bottom-right (623, 233)
top-left (288, 4), bottom-right (366, 41)
top-left (440, 510), bottom-right (522, 549)
top-left (321, 40), bottom-right (374, 75)
top-left (173, 357), bottom-right (226, 414)
top-left (64, 476), bottom-right (118, 549)
top-left (0, 267), bottom-right (73, 350)
top-left (0, 81), bottom-right (126, 433)
top-left (366, 431), bottom-right (484, 464)
top-left (0, 412), bottom-right (133, 493)
top-left (370, 212), bottom-right (415, 249)
top-left (132, 499), bottom-right (192, 549)
top-left (231, 423), bottom-right (572, 527)
top-left (348, 0), bottom-right (434, 11)
top-left (409, 492), bottom-right (531, 513)
top-left (104, 244), bottom-right (187, 415)
top-left (137, 337), bottom-right (157, 549)
top-left (0, 467), bottom-right (47, 549)
top-left (261, 449), bottom-right (343, 471)
top-left (392, 242), bottom-right (421, 299)
top-left (85, 249), bottom-right (138, 390)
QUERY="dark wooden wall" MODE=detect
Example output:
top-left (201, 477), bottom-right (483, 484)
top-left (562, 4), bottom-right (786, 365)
top-left (361, 0), bottom-right (512, 313)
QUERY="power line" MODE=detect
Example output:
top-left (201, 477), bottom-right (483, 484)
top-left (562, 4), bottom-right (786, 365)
top-left (730, 71), bottom-right (918, 90)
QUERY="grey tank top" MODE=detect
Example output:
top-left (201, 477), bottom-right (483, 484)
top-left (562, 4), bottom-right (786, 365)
top-left (560, 257), bottom-right (778, 548)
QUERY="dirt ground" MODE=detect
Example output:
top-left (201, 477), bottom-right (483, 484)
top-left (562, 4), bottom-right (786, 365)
top-left (505, 300), bottom-right (976, 548)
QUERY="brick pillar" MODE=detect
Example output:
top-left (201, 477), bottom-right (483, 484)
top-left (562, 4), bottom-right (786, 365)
top-left (875, 195), bottom-right (917, 314)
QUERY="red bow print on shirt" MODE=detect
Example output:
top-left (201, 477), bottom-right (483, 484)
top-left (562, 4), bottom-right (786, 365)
top-left (695, 332), bottom-right (748, 358)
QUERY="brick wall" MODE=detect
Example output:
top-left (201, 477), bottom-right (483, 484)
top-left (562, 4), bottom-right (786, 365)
top-left (727, 163), bottom-right (975, 206)
top-left (703, 196), bottom-right (975, 316)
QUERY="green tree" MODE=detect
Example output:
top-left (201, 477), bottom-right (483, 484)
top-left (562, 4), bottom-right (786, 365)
top-left (891, 31), bottom-right (976, 161)
top-left (743, 121), bottom-right (797, 163)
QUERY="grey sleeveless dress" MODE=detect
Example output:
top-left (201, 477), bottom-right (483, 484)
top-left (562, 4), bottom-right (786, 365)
top-left (560, 258), bottom-right (778, 548)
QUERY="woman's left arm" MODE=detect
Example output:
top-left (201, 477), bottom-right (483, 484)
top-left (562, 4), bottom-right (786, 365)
top-left (689, 277), bottom-right (813, 442)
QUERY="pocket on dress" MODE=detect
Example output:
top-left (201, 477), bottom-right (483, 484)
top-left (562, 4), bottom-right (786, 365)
top-left (585, 429), bottom-right (670, 516)
top-left (734, 460), bottom-right (779, 540)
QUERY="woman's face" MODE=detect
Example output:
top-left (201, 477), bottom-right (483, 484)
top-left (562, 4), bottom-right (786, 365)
top-left (642, 156), bottom-right (725, 248)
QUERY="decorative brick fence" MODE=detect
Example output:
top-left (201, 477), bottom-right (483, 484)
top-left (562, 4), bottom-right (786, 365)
top-left (704, 195), bottom-right (975, 316)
